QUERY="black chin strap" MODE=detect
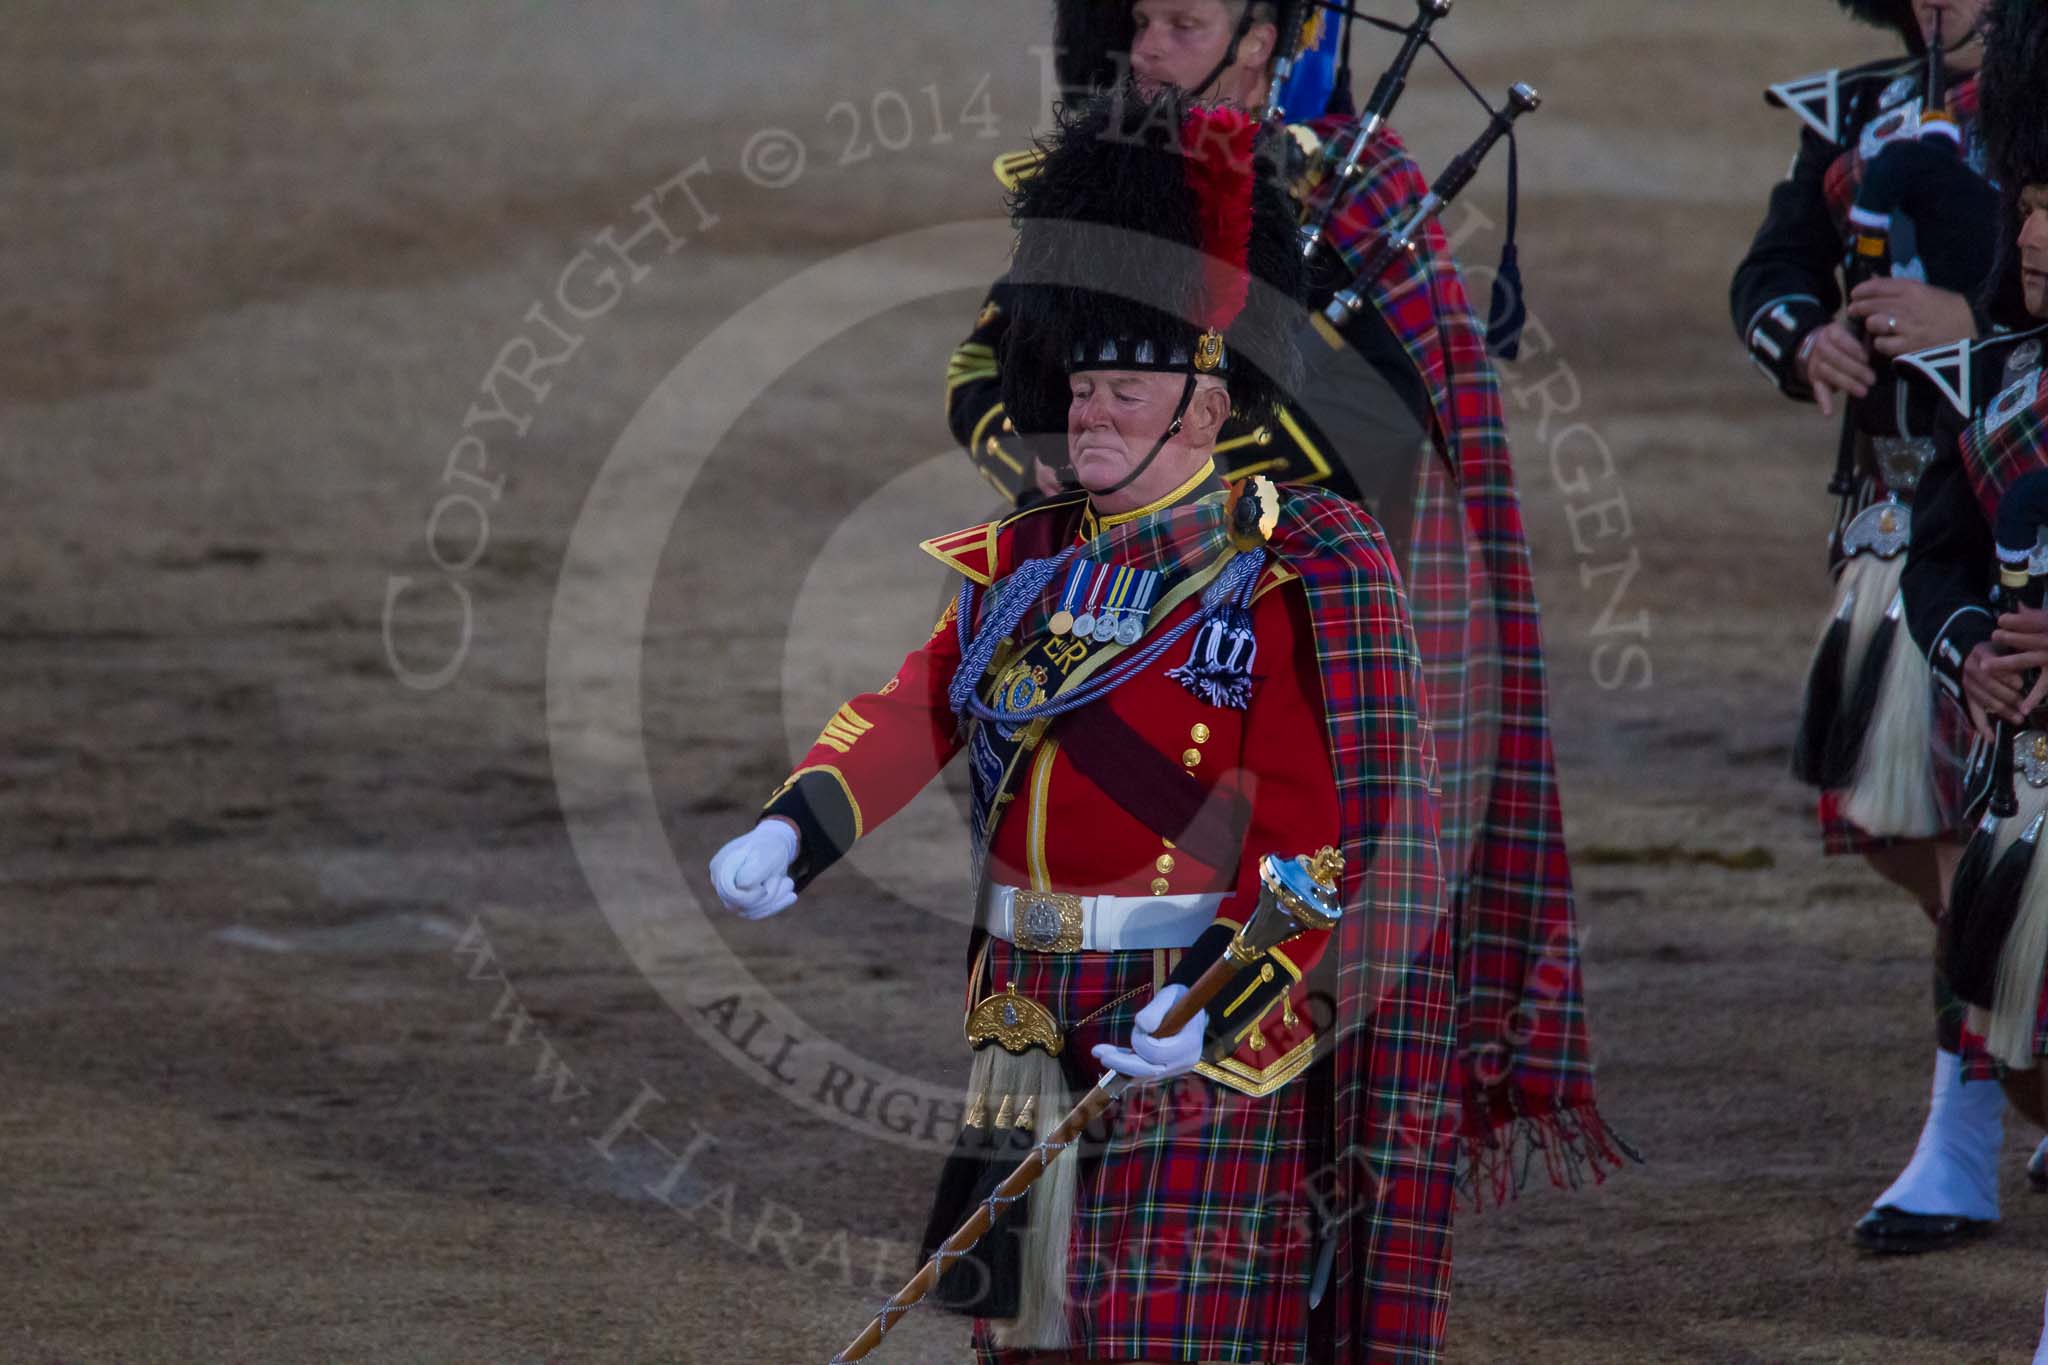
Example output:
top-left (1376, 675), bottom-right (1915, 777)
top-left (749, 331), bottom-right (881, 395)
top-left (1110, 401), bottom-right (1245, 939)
top-left (1094, 371), bottom-right (1201, 498)
top-left (1190, 1), bottom-right (1261, 102)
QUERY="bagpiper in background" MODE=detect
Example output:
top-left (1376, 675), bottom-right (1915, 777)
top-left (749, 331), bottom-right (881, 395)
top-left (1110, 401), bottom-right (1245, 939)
top-left (1729, 0), bottom-right (2044, 1256)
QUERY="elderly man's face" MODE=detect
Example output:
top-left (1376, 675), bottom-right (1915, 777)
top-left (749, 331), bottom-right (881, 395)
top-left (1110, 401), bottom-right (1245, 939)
top-left (2020, 185), bottom-right (2048, 320)
top-left (1067, 369), bottom-right (1199, 490)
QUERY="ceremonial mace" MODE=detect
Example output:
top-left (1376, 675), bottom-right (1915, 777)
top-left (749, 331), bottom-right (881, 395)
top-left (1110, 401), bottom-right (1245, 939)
top-left (1322, 82), bottom-right (1541, 328)
top-left (829, 848), bottom-right (1345, 1363)
top-left (1297, 0), bottom-right (1452, 259)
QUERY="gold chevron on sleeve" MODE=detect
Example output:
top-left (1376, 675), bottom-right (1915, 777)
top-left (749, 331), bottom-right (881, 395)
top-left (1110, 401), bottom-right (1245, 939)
top-left (992, 148), bottom-right (1045, 192)
top-left (814, 702), bottom-right (875, 755)
top-left (947, 341), bottom-right (999, 392)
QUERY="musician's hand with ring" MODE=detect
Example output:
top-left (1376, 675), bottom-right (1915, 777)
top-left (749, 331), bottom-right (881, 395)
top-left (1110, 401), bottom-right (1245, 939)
top-left (1963, 641), bottom-right (2031, 735)
top-left (1846, 278), bottom-right (1977, 361)
top-left (1986, 606), bottom-right (2048, 723)
top-left (1795, 318), bottom-right (1876, 417)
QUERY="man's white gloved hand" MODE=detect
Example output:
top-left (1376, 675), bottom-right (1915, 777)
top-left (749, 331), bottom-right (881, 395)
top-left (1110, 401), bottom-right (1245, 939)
top-left (1091, 983), bottom-right (1205, 1081)
top-left (708, 819), bottom-right (800, 920)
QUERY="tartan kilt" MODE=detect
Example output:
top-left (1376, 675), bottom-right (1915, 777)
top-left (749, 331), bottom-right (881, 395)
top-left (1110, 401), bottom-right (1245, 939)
top-left (972, 939), bottom-right (1318, 1364)
top-left (1957, 993), bottom-right (2048, 1078)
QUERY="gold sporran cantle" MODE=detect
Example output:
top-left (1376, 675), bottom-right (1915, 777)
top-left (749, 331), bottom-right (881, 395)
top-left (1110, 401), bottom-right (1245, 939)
top-left (919, 976), bottom-right (1077, 1350)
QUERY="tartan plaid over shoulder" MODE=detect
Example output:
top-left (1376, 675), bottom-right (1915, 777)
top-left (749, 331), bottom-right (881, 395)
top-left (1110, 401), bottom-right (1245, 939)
top-left (1959, 363), bottom-right (2048, 521)
top-left (1266, 486), bottom-right (1459, 1359)
top-left (1299, 120), bottom-right (1628, 1197)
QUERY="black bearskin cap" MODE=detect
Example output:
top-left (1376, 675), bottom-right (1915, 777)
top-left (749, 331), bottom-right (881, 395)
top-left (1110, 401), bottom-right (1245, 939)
top-left (998, 85), bottom-right (1307, 441)
top-left (1839, 0), bottom-right (1927, 52)
top-left (1050, 1), bottom-right (1313, 99)
top-left (1979, 0), bottom-right (2048, 326)
top-left (1052, 1), bottom-right (1136, 97)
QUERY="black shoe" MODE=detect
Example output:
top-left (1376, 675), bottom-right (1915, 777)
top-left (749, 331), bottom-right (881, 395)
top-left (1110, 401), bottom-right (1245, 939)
top-left (2029, 1145), bottom-right (2048, 1194)
top-left (1852, 1205), bottom-right (1995, 1254)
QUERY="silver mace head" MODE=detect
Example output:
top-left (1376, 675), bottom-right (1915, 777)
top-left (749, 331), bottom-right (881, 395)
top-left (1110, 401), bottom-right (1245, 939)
top-left (1228, 847), bottom-right (1346, 965)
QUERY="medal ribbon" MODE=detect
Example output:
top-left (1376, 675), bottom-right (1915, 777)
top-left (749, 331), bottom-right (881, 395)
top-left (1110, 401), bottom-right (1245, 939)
top-left (1055, 561), bottom-right (1092, 619)
top-left (957, 549), bottom-right (1265, 729)
top-left (1080, 567), bottom-right (1112, 621)
top-left (1101, 567), bottom-right (1133, 625)
top-left (1126, 570), bottom-right (1161, 618)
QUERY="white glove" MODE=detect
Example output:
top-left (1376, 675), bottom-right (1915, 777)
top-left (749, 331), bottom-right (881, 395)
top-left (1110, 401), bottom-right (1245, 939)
top-left (708, 820), bottom-right (800, 920)
top-left (1091, 983), bottom-right (1205, 1081)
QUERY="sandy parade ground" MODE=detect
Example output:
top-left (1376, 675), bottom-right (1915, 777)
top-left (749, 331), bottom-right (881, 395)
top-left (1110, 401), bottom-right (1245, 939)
top-left (5, 1), bottom-right (2047, 1361)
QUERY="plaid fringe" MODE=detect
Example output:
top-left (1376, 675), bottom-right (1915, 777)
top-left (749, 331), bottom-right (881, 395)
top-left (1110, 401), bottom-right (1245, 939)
top-left (1459, 1103), bottom-right (1644, 1212)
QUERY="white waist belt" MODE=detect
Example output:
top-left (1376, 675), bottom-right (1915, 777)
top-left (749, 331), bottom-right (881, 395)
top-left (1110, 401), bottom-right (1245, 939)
top-left (983, 884), bottom-right (1222, 953)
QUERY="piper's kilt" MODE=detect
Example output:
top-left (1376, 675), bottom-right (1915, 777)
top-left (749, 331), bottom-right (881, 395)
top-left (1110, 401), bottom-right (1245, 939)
top-left (1958, 994), bottom-right (2048, 1078)
top-left (972, 939), bottom-right (1320, 1364)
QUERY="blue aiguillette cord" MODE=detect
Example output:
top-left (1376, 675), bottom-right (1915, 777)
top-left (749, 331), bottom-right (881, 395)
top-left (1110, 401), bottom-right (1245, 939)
top-left (947, 548), bottom-right (1265, 724)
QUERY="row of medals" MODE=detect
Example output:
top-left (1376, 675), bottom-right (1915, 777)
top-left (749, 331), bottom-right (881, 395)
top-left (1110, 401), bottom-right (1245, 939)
top-left (1048, 605), bottom-right (1144, 646)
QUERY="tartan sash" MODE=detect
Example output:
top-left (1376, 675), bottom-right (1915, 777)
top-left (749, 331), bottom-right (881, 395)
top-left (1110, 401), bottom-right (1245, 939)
top-left (1055, 703), bottom-right (1248, 869)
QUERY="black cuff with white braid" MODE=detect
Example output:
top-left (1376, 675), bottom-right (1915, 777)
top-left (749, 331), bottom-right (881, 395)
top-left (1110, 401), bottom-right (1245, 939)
top-left (1929, 606), bottom-right (1994, 704)
top-left (1745, 295), bottom-right (1829, 400)
top-left (761, 771), bottom-right (858, 892)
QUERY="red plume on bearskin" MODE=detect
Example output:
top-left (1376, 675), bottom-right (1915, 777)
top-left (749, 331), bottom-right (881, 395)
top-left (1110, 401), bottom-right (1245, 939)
top-left (1182, 105), bottom-right (1258, 332)
top-left (1837, 0), bottom-right (1926, 51)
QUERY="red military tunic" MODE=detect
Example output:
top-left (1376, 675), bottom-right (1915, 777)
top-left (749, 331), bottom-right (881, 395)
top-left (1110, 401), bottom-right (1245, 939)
top-left (762, 471), bottom-right (1348, 1360)
top-left (764, 471), bottom-right (1340, 1091)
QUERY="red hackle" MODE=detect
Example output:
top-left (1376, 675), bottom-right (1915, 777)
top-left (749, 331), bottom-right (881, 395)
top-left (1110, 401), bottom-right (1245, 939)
top-left (1182, 104), bottom-right (1258, 332)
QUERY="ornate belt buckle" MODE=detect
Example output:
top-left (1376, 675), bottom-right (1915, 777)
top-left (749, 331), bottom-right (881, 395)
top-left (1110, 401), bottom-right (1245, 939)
top-left (2017, 731), bottom-right (2048, 790)
top-left (1871, 435), bottom-right (1936, 495)
top-left (965, 982), bottom-right (1064, 1055)
top-left (1012, 890), bottom-right (1085, 953)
